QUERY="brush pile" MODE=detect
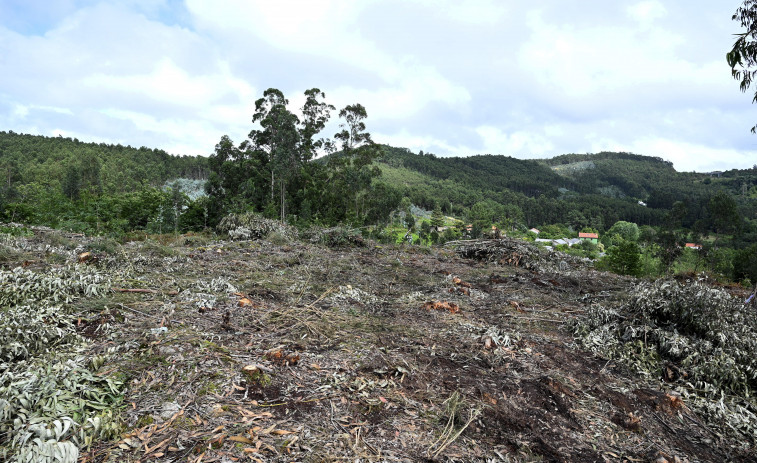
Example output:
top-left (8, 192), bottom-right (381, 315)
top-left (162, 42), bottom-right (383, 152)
top-left (572, 278), bottom-right (757, 441)
top-left (217, 212), bottom-right (297, 241)
top-left (446, 238), bottom-right (588, 273)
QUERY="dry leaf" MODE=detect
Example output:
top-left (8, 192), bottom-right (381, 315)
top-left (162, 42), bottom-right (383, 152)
top-left (422, 301), bottom-right (460, 314)
top-left (229, 435), bottom-right (255, 444)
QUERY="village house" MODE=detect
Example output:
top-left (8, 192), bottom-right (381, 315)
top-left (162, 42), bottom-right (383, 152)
top-left (578, 232), bottom-right (599, 243)
top-left (685, 243), bottom-right (702, 250)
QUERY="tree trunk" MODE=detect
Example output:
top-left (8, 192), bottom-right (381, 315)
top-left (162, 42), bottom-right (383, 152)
top-left (280, 181), bottom-right (286, 223)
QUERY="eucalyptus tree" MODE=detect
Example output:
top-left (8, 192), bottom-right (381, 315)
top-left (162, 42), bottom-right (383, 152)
top-left (728, 0), bottom-right (757, 132)
top-left (249, 88), bottom-right (301, 220)
top-left (328, 104), bottom-right (381, 222)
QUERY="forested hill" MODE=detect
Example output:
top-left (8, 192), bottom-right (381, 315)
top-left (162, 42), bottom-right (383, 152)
top-left (2, 130), bottom-right (755, 240)
top-left (377, 146), bottom-right (757, 232)
top-left (0, 131), bottom-right (210, 234)
top-left (0, 131), bottom-right (208, 196)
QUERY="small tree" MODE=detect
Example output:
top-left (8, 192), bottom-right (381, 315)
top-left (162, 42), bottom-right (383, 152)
top-left (606, 240), bottom-right (642, 277)
top-left (607, 220), bottom-right (640, 242)
top-left (431, 206), bottom-right (444, 228)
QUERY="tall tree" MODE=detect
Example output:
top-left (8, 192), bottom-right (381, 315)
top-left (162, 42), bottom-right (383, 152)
top-left (327, 104), bottom-right (381, 223)
top-left (249, 89), bottom-right (301, 221)
top-left (708, 191), bottom-right (741, 236)
top-left (299, 88), bottom-right (335, 161)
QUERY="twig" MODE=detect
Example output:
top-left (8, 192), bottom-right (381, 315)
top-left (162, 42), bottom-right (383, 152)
top-left (430, 408), bottom-right (481, 459)
top-left (685, 412), bottom-right (720, 439)
top-left (112, 287), bottom-right (158, 294)
top-left (118, 304), bottom-right (152, 318)
top-left (652, 412), bottom-right (676, 433)
top-left (117, 303), bottom-right (182, 325)
top-left (510, 315), bottom-right (567, 323)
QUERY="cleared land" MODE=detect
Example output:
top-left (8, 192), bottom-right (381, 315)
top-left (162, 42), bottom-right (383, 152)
top-left (1, 226), bottom-right (755, 462)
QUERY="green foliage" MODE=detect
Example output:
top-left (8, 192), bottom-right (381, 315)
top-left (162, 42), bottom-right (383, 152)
top-left (728, 0), bottom-right (757, 133)
top-left (655, 230), bottom-right (685, 273)
top-left (205, 88), bottom-right (387, 227)
top-left (733, 243), bottom-right (757, 282)
top-left (302, 226), bottom-right (366, 247)
top-left (537, 223), bottom-right (571, 239)
top-left (0, 265), bottom-right (122, 462)
top-left (0, 131), bottom-right (206, 198)
top-left (0, 266), bottom-right (109, 307)
top-left (607, 220), bottom-right (639, 242)
top-left (431, 206), bottom-right (444, 228)
top-left (467, 200), bottom-right (504, 237)
top-left (604, 240), bottom-right (642, 276)
top-left (708, 191), bottom-right (742, 235)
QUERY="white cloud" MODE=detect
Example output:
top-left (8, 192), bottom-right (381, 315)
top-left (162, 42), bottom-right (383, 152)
top-left (409, 0), bottom-right (507, 24)
top-left (375, 129), bottom-right (472, 156)
top-left (82, 58), bottom-right (255, 110)
top-left (330, 65), bottom-right (470, 120)
top-left (627, 1), bottom-right (667, 24)
top-left (476, 125), bottom-right (555, 156)
top-left (186, 0), bottom-right (470, 120)
top-left (623, 137), bottom-right (757, 172)
top-left (100, 108), bottom-right (223, 155)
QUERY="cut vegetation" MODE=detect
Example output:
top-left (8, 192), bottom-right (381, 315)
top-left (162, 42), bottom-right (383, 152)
top-left (1, 222), bottom-right (755, 462)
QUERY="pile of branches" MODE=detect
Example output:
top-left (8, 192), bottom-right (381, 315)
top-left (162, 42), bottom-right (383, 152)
top-left (301, 226), bottom-right (365, 247)
top-left (445, 238), bottom-right (584, 272)
top-left (217, 213), bottom-right (297, 241)
top-left (572, 279), bottom-right (757, 441)
top-left (0, 265), bottom-right (123, 462)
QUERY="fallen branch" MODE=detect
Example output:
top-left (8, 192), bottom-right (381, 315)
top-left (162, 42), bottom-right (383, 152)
top-left (112, 287), bottom-right (158, 294)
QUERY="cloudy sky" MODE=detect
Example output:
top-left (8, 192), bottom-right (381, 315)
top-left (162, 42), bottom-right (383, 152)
top-left (1, 0), bottom-right (755, 172)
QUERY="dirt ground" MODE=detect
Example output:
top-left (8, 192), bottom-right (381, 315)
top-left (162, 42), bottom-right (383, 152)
top-left (9, 230), bottom-right (755, 462)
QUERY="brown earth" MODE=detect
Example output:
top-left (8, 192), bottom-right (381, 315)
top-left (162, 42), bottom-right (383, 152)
top-left (13, 231), bottom-right (753, 462)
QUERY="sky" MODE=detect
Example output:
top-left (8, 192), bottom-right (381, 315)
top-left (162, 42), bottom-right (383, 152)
top-left (0, 0), bottom-right (755, 172)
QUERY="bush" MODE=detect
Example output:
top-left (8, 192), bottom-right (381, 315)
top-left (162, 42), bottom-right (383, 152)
top-left (604, 240), bottom-right (641, 276)
top-left (733, 244), bottom-right (757, 283)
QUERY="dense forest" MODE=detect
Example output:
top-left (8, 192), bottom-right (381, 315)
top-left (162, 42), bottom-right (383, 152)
top-left (1, 88), bottom-right (756, 284)
top-left (0, 130), bottom-right (208, 233)
top-left (378, 146), bottom-right (757, 234)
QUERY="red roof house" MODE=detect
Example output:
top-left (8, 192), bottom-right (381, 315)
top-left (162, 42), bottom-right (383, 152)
top-left (578, 232), bottom-right (599, 243)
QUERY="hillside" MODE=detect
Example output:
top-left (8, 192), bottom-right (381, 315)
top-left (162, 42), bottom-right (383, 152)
top-left (378, 146), bottom-right (757, 232)
top-left (0, 131), bottom-right (208, 195)
top-left (2, 131), bottom-right (756, 244)
top-left (1, 223), bottom-right (755, 462)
